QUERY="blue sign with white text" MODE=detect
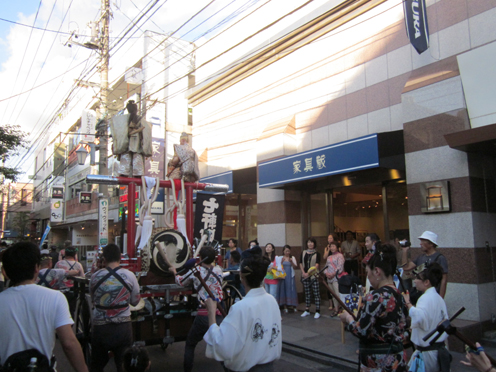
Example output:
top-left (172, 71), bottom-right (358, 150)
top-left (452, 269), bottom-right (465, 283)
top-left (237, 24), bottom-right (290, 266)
top-left (259, 134), bottom-right (380, 188)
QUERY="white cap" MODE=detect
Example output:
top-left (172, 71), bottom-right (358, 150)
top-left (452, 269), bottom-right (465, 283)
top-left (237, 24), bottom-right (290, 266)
top-left (418, 231), bottom-right (438, 246)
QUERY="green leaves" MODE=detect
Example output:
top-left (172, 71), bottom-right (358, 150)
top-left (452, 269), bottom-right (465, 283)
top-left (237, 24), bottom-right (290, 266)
top-left (0, 124), bottom-right (28, 182)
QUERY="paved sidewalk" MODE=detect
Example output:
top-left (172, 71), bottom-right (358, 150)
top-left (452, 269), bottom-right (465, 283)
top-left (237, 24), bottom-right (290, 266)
top-left (281, 304), bottom-right (495, 372)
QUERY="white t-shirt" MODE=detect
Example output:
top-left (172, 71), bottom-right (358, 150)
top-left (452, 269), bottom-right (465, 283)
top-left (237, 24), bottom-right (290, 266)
top-left (0, 284), bottom-right (73, 364)
top-left (204, 287), bottom-right (282, 372)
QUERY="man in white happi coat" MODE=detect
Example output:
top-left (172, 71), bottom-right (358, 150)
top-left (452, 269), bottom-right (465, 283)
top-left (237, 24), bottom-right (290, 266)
top-left (204, 246), bottom-right (281, 372)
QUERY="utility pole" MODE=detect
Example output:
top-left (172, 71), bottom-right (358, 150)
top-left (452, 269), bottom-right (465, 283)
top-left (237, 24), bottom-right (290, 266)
top-left (96, 0), bottom-right (110, 196)
top-left (63, 0), bottom-right (111, 247)
top-left (96, 0), bottom-right (110, 246)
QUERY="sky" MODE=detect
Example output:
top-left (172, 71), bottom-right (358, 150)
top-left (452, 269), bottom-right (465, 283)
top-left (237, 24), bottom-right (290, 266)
top-left (0, 0), bottom-right (332, 181)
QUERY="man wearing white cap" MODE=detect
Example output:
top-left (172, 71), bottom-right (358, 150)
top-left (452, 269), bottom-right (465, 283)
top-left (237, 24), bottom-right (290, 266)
top-left (402, 231), bottom-right (448, 298)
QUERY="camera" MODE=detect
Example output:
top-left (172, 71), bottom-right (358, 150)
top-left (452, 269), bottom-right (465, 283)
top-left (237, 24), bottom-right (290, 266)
top-left (399, 240), bottom-right (411, 247)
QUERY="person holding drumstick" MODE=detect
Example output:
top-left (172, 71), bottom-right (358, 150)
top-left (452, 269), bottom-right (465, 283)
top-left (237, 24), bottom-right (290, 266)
top-left (340, 243), bottom-right (408, 372)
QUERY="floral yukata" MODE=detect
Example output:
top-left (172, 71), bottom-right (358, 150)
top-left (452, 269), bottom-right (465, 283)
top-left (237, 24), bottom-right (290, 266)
top-left (347, 285), bottom-right (408, 372)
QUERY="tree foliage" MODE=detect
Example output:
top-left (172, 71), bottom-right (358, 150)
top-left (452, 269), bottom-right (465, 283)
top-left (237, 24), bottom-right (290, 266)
top-left (11, 212), bottom-right (31, 240)
top-left (0, 124), bottom-right (28, 182)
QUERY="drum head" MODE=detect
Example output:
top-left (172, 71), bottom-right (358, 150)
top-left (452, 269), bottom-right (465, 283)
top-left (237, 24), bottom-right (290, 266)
top-left (150, 229), bottom-right (190, 275)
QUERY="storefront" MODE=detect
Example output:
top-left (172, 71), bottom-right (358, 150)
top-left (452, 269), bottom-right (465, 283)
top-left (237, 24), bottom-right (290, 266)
top-left (199, 167), bottom-right (258, 249)
top-left (258, 131), bottom-right (407, 251)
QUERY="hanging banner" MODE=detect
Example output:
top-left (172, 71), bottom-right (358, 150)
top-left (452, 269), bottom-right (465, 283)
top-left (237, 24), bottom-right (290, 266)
top-left (39, 225), bottom-right (51, 248)
top-left (194, 193), bottom-right (225, 243)
top-left (99, 198), bottom-right (109, 246)
top-left (81, 110), bottom-right (97, 142)
top-left (51, 200), bottom-right (63, 222)
top-left (403, 0), bottom-right (429, 54)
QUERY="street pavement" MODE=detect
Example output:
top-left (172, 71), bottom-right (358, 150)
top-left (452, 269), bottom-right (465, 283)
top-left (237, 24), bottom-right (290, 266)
top-left (54, 303), bottom-right (495, 371)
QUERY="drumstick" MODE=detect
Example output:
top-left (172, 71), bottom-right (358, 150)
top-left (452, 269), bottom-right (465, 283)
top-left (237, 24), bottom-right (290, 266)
top-left (194, 233), bottom-right (208, 258)
top-left (320, 277), bottom-right (357, 321)
top-left (311, 266), bottom-right (357, 321)
top-left (155, 241), bottom-right (173, 268)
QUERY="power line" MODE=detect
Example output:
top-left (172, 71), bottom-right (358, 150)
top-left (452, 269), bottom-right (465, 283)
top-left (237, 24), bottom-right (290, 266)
top-left (9, 0), bottom-right (269, 185)
top-left (0, 0), bottom-right (43, 126)
top-left (5, 0), bottom-right (277, 216)
top-left (130, 0), bottom-right (166, 33)
top-left (9, 59), bottom-right (100, 172)
top-left (8, 0), bottom-right (269, 175)
top-left (0, 16), bottom-right (143, 39)
top-left (7, 5), bottom-right (104, 160)
top-left (8, 0), bottom-right (64, 127)
top-left (110, 0), bottom-right (272, 106)
top-left (0, 61), bottom-right (89, 103)
top-left (109, 0), bottom-right (162, 52)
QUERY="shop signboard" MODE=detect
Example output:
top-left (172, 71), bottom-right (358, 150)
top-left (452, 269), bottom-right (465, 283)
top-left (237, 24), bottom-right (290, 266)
top-left (51, 200), bottom-right (63, 222)
top-left (99, 198), bottom-right (109, 245)
top-left (80, 191), bottom-right (92, 204)
top-left (52, 187), bottom-right (64, 199)
top-left (259, 134), bottom-right (380, 188)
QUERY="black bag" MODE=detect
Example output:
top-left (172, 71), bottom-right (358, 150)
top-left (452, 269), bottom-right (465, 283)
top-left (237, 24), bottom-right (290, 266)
top-left (338, 274), bottom-right (361, 294)
top-left (409, 287), bottom-right (423, 306)
top-left (1, 349), bottom-right (54, 372)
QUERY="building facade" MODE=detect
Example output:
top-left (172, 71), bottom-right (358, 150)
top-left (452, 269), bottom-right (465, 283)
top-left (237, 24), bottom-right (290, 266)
top-left (0, 182), bottom-right (33, 242)
top-left (189, 0), bottom-right (496, 338)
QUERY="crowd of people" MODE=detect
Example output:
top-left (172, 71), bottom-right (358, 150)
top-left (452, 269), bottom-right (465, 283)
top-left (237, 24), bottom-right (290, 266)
top-left (0, 231), bottom-right (493, 372)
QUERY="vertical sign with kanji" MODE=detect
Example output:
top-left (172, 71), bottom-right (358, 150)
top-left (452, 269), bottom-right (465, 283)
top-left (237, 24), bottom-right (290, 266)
top-left (99, 198), bottom-right (109, 245)
top-left (145, 138), bottom-right (165, 215)
top-left (194, 193), bottom-right (225, 243)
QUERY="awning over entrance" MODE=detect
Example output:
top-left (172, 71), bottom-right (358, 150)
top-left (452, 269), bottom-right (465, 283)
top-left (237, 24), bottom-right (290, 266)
top-left (444, 122), bottom-right (496, 157)
top-left (259, 131), bottom-right (404, 188)
top-left (199, 167), bottom-right (257, 195)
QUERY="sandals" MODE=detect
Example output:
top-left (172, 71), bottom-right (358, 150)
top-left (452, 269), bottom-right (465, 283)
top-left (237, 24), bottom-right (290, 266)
top-left (329, 309), bottom-right (338, 317)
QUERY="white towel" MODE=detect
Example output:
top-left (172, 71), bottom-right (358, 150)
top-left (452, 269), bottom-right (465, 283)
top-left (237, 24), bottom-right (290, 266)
top-left (144, 176), bottom-right (156, 200)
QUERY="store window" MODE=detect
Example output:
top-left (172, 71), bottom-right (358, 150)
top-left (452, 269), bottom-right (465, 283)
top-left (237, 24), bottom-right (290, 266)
top-left (222, 193), bottom-right (257, 250)
top-left (309, 182), bottom-right (409, 249)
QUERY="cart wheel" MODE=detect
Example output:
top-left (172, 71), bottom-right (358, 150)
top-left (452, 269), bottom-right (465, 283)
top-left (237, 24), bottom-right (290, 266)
top-left (160, 343), bottom-right (169, 351)
top-left (74, 294), bottom-right (92, 366)
top-left (223, 285), bottom-right (243, 314)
